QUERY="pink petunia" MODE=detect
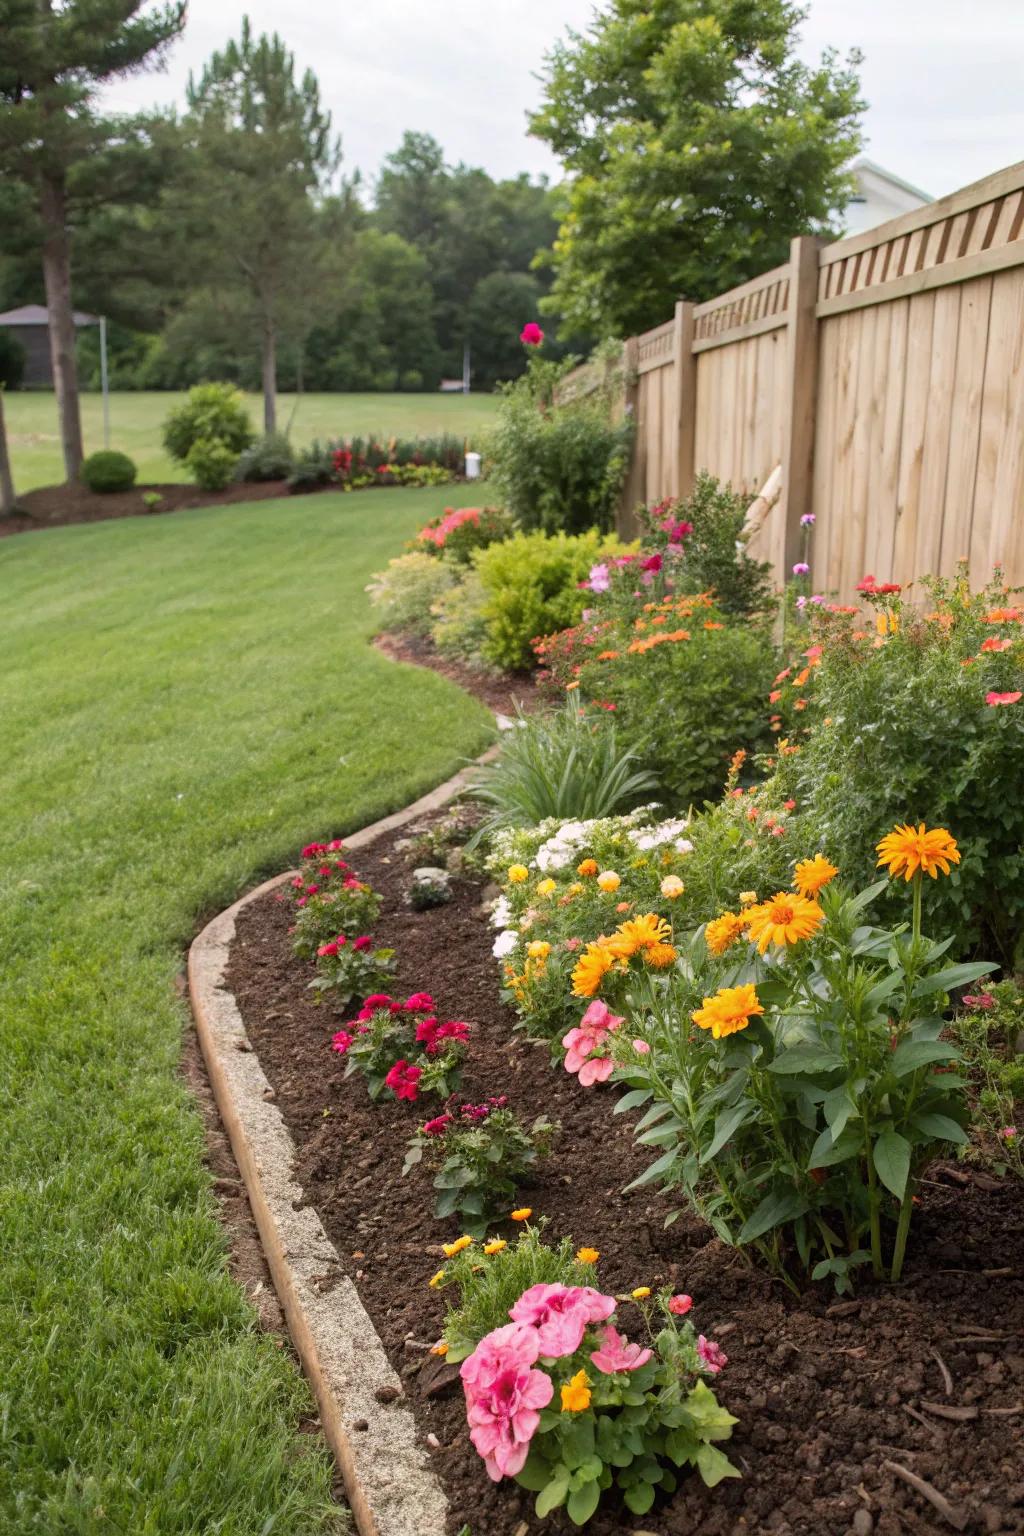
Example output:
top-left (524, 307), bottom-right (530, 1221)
top-left (509, 1283), bottom-right (616, 1358)
top-left (331, 1029), bottom-right (354, 1055)
top-left (986, 690), bottom-right (1022, 706)
top-left (461, 1321), bottom-right (553, 1480)
top-left (589, 1324), bottom-right (653, 1374)
top-left (384, 1060), bottom-right (422, 1101)
top-left (697, 1334), bottom-right (728, 1374)
top-left (520, 322), bottom-right (544, 346)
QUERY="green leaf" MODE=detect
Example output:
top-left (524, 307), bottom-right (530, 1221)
top-left (623, 1145), bottom-right (678, 1191)
top-left (566, 1478), bottom-right (601, 1525)
top-left (614, 1087), bottom-right (652, 1114)
top-left (622, 1482), bottom-right (655, 1515)
top-left (864, 971), bottom-right (904, 1009)
top-left (873, 1129), bottom-right (911, 1199)
top-left (535, 1469), bottom-right (570, 1518)
top-left (822, 1085), bottom-right (854, 1140)
top-left (913, 962), bottom-right (994, 997)
top-left (515, 1453), bottom-right (553, 1492)
top-left (843, 879), bottom-right (890, 917)
top-left (768, 1043), bottom-right (844, 1075)
top-left (890, 1039), bottom-right (958, 1076)
top-left (911, 1112), bottom-right (968, 1144)
top-left (808, 1124), bottom-right (862, 1168)
top-left (696, 1442), bottom-right (742, 1487)
top-left (737, 1187), bottom-right (809, 1243)
top-left (700, 1100), bottom-right (753, 1163)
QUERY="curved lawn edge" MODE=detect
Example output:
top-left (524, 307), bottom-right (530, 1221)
top-left (188, 752), bottom-right (499, 1536)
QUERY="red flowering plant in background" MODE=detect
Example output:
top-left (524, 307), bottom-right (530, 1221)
top-left (413, 504), bottom-right (514, 565)
top-left (333, 991), bottom-right (470, 1102)
top-left (403, 1096), bottom-right (555, 1234)
top-left (288, 839), bottom-right (382, 959)
top-left (520, 321), bottom-right (544, 346)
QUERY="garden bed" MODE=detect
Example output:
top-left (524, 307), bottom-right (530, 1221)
top-left (225, 810), bottom-right (1024, 1536)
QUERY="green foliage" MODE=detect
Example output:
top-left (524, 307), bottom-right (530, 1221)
top-left (235, 431), bottom-right (294, 482)
top-left (366, 551), bottom-right (457, 638)
top-left (163, 382), bottom-right (253, 464)
top-left (430, 571), bottom-right (490, 662)
top-left (403, 1104), bottom-right (555, 1235)
top-left (0, 328), bottom-right (25, 389)
top-left (80, 448), bottom-right (137, 494)
top-left (485, 354), bottom-right (632, 536)
top-left (949, 981), bottom-right (1024, 1178)
top-left (307, 941), bottom-right (395, 1013)
top-left (186, 436), bottom-right (238, 492)
top-left (288, 851), bottom-right (382, 960)
top-left (642, 474), bottom-right (778, 620)
top-left (337, 999), bottom-right (466, 1101)
top-left (470, 696), bottom-right (659, 842)
top-left (286, 438), bottom-right (334, 493)
top-left (531, 0), bottom-right (864, 334)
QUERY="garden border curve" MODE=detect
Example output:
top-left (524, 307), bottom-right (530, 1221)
top-left (187, 754), bottom-right (498, 1536)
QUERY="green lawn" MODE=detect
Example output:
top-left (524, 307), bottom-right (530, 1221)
top-left (6, 389), bottom-right (500, 491)
top-left (0, 485), bottom-right (493, 1532)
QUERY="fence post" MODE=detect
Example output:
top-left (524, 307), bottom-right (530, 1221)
top-left (777, 235), bottom-right (821, 580)
top-left (616, 335), bottom-right (643, 538)
top-left (672, 300), bottom-right (697, 500)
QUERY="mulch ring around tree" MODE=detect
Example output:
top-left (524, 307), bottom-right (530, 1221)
top-left (225, 811), bottom-right (1024, 1536)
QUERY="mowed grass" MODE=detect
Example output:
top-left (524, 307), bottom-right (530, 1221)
top-left (0, 485), bottom-right (493, 1532)
top-left (6, 389), bottom-right (500, 491)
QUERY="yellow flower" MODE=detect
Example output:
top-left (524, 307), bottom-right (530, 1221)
top-left (576, 1247), bottom-right (600, 1264)
top-left (613, 912), bottom-right (671, 957)
top-left (739, 890), bottom-right (758, 906)
top-left (745, 893), bottom-right (824, 954)
top-left (567, 882), bottom-right (584, 896)
top-left (876, 823), bottom-right (960, 881)
top-left (508, 864), bottom-right (529, 883)
top-left (597, 870), bottom-right (621, 892)
top-left (793, 854), bottom-right (839, 898)
top-left (645, 941), bottom-right (678, 969)
top-left (692, 983), bottom-right (765, 1040)
top-left (560, 1370), bottom-right (592, 1413)
top-left (631, 1286), bottom-right (651, 1299)
top-left (442, 1235), bottom-right (473, 1257)
top-left (577, 858), bottom-right (599, 877)
top-left (430, 1340), bottom-right (449, 1356)
top-left (428, 1269), bottom-right (446, 1288)
top-left (661, 875), bottom-right (685, 899)
top-left (527, 940), bottom-right (552, 960)
top-left (483, 1239), bottom-right (507, 1255)
top-left (536, 878), bottom-right (557, 897)
top-left (571, 940), bottom-right (614, 998)
top-left (510, 1207), bottom-right (532, 1221)
top-left (705, 910), bottom-right (747, 956)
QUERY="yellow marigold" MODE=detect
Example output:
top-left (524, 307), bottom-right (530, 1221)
top-left (631, 1287), bottom-right (651, 1299)
top-left (876, 823), bottom-right (960, 881)
top-left (577, 858), bottom-right (599, 877)
top-left (537, 878), bottom-right (557, 897)
top-left (571, 941), bottom-right (614, 997)
top-left (597, 870), bottom-right (621, 892)
top-left (527, 940), bottom-right (552, 960)
top-left (428, 1269), bottom-right (446, 1289)
top-left (560, 1370), bottom-right (592, 1413)
top-left (567, 882), bottom-right (584, 896)
top-left (614, 913), bottom-right (671, 956)
top-left (793, 854), bottom-right (839, 898)
top-left (745, 892), bottom-right (824, 953)
top-left (430, 1340), bottom-right (449, 1356)
top-left (692, 982), bottom-right (765, 1040)
top-left (645, 941), bottom-right (678, 969)
top-left (661, 874), bottom-right (685, 899)
top-left (705, 910), bottom-right (747, 956)
top-left (739, 890), bottom-right (757, 906)
top-left (483, 1239), bottom-right (507, 1255)
top-left (576, 1247), bottom-right (600, 1264)
top-left (507, 864), bottom-right (529, 884)
top-left (510, 1207), bottom-right (532, 1221)
top-left (442, 1235), bottom-right (473, 1257)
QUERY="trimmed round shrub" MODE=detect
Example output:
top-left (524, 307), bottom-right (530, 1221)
top-left (186, 437), bottom-right (237, 493)
top-left (80, 449), bottom-right (137, 494)
top-left (162, 383), bottom-right (252, 465)
top-left (235, 431), bottom-right (294, 482)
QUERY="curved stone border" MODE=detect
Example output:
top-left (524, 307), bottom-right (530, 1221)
top-left (188, 757), bottom-right (498, 1536)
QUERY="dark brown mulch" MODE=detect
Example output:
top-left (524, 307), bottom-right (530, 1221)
top-left (226, 824), bottom-right (1024, 1536)
top-left (375, 629), bottom-right (541, 718)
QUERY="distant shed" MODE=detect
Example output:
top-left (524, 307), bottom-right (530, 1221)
top-left (0, 304), bottom-right (97, 386)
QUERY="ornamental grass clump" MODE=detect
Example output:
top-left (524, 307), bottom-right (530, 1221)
top-left (403, 1098), bottom-right (555, 1234)
top-left (331, 991), bottom-right (469, 1103)
top-left (604, 825), bottom-right (992, 1292)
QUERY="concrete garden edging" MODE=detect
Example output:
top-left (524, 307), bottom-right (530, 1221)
top-left (188, 756), bottom-right (499, 1536)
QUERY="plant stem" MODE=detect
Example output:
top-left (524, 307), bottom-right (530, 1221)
top-left (864, 1121), bottom-right (884, 1279)
top-left (890, 1179), bottom-right (915, 1282)
top-left (912, 872), bottom-right (922, 947)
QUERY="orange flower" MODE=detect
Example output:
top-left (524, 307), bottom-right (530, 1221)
top-left (876, 823), bottom-right (960, 881)
top-left (576, 1247), bottom-right (600, 1264)
top-left (560, 1370), bottom-right (592, 1412)
top-left (614, 913), bottom-right (671, 957)
top-left (645, 940), bottom-right (678, 969)
top-left (510, 1207), bottom-right (532, 1221)
top-left (704, 621), bottom-right (724, 630)
top-left (986, 608), bottom-right (1022, 623)
top-left (597, 649), bottom-right (620, 660)
top-left (692, 983), bottom-right (764, 1040)
top-left (577, 858), bottom-right (599, 877)
top-left (980, 637), bottom-right (1013, 653)
top-left (705, 910), bottom-right (747, 955)
top-left (745, 892), bottom-right (824, 953)
top-left (793, 855), bottom-right (838, 897)
top-left (571, 941), bottom-right (615, 997)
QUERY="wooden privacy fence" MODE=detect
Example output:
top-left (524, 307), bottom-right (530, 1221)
top-left (597, 158), bottom-right (1024, 596)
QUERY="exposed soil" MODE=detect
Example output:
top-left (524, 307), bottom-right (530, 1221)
top-left (375, 629), bottom-right (541, 718)
top-left (226, 816), bottom-right (1024, 1536)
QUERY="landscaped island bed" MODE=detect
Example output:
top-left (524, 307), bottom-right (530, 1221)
top-left (225, 809), bottom-right (1024, 1536)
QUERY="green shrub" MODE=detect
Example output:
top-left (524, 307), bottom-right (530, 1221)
top-left (80, 449), bottom-right (137, 494)
top-left (475, 528), bottom-right (630, 671)
top-left (0, 330), bottom-right (25, 390)
top-left (485, 355), bottom-right (632, 535)
top-left (186, 437), bottom-right (238, 493)
top-left (366, 552), bottom-right (457, 638)
top-left (235, 432), bottom-right (294, 482)
top-left (287, 440), bottom-right (334, 494)
top-left (431, 571), bottom-right (489, 661)
top-left (640, 473), bottom-right (778, 620)
top-left (162, 382), bottom-right (253, 465)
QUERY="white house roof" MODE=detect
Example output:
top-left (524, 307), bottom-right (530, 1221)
top-left (851, 157), bottom-right (934, 206)
top-left (0, 304), bottom-right (98, 327)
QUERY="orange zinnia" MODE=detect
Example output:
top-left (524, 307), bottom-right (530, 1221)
top-left (645, 941), bottom-right (678, 969)
top-left (571, 940), bottom-right (615, 997)
top-left (745, 892), bottom-right (824, 953)
top-left (692, 983), bottom-right (764, 1040)
top-left (876, 823), bottom-right (960, 881)
top-left (613, 913), bottom-right (671, 957)
top-left (704, 910), bottom-right (747, 956)
top-left (793, 854), bottom-right (838, 898)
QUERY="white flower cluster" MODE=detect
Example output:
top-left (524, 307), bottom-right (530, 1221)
top-left (492, 928), bottom-right (519, 959)
top-left (629, 816), bottom-right (694, 854)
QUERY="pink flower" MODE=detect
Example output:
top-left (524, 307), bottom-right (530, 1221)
top-left (642, 553), bottom-right (662, 573)
top-left (318, 941), bottom-right (340, 958)
top-left (301, 843), bottom-right (327, 858)
top-left (697, 1335), bottom-right (728, 1374)
top-left (588, 562), bottom-right (610, 594)
top-left (461, 1321), bottom-right (553, 1480)
top-left (1001, 1126), bottom-right (1017, 1140)
top-left (384, 1060), bottom-right (422, 1101)
top-left (328, 839), bottom-right (345, 851)
top-left (563, 999), bottom-right (623, 1086)
top-left (437, 1019), bottom-right (471, 1043)
top-left (509, 1283), bottom-right (616, 1357)
top-left (800, 513), bottom-right (816, 527)
top-left (632, 1038), bottom-right (650, 1055)
top-left (421, 1113), bottom-right (452, 1136)
top-left (986, 691), bottom-right (1022, 706)
top-left (520, 322), bottom-right (544, 346)
top-left (404, 992), bottom-right (435, 1012)
top-left (331, 1029), bottom-right (354, 1055)
top-left (963, 993), bottom-right (995, 1010)
top-left (589, 1324), bottom-right (653, 1374)
top-left (353, 936), bottom-right (372, 952)
top-left (291, 876), bottom-right (304, 889)
top-left (364, 994), bottom-right (394, 1009)
top-left (415, 1017), bottom-right (439, 1051)
top-left (792, 562), bottom-right (810, 576)
top-left (668, 1293), bottom-right (692, 1316)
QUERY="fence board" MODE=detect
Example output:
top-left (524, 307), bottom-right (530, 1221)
top-left (939, 280), bottom-right (992, 572)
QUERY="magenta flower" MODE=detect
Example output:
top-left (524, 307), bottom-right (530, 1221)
top-left (331, 1029), bottom-right (354, 1055)
top-left (384, 1060), bottom-right (422, 1101)
top-left (642, 552), bottom-right (662, 573)
top-left (461, 1321), bottom-right (553, 1480)
top-left (697, 1334), bottom-right (728, 1374)
top-left (590, 1324), bottom-right (653, 1374)
top-left (1001, 1126), bottom-right (1017, 1140)
top-left (963, 993), bottom-right (995, 1010)
top-left (800, 513), bottom-right (816, 527)
top-left (520, 322), bottom-right (544, 346)
top-left (421, 1113), bottom-right (452, 1136)
top-left (403, 991), bottom-right (435, 1011)
top-left (510, 1283), bottom-right (616, 1357)
top-left (353, 936), bottom-right (372, 951)
top-left (792, 561), bottom-right (810, 576)
top-left (588, 562), bottom-right (610, 593)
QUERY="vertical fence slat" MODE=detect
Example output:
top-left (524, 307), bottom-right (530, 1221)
top-left (775, 236), bottom-right (820, 579)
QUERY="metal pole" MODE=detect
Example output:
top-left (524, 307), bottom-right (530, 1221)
top-left (99, 315), bottom-right (110, 449)
top-left (462, 342), bottom-right (470, 394)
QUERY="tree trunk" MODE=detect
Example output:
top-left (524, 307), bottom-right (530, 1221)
top-left (39, 171), bottom-right (84, 482)
top-left (262, 315), bottom-right (277, 435)
top-left (0, 389), bottom-right (17, 515)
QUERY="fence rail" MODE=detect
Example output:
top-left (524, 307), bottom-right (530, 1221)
top-left (577, 158), bottom-right (1024, 596)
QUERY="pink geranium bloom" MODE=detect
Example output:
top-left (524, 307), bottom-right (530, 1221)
top-left (588, 562), bottom-right (610, 593)
top-left (642, 553), bottom-right (662, 573)
top-left (590, 1324), bottom-right (653, 1374)
top-left (509, 1283), bottom-right (616, 1357)
top-left (403, 992), bottom-right (435, 1011)
top-left (668, 1293), bottom-right (693, 1316)
top-left (353, 936), bottom-right (372, 951)
top-left (461, 1321), bottom-right (553, 1480)
top-left (697, 1334), bottom-right (728, 1374)
top-left (986, 690), bottom-right (1022, 706)
top-left (384, 1060), bottom-right (422, 1101)
top-left (520, 322), bottom-right (544, 346)
top-left (331, 1029), bottom-right (354, 1055)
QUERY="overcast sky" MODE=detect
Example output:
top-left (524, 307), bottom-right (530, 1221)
top-left (102, 1), bottom-right (1023, 201)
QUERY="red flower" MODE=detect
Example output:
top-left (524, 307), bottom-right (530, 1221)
top-left (385, 1060), bottom-right (422, 1101)
top-left (986, 690), bottom-right (1022, 706)
top-left (353, 936), bottom-right (372, 952)
top-left (520, 322), bottom-right (544, 346)
top-left (363, 993), bottom-right (394, 1009)
top-left (331, 1029), bottom-right (354, 1055)
top-left (404, 992), bottom-right (435, 1012)
top-left (437, 1019), bottom-right (471, 1042)
top-left (318, 941), bottom-right (340, 958)
top-left (421, 1114), bottom-right (452, 1136)
top-left (642, 553), bottom-right (662, 572)
top-left (301, 842), bottom-right (328, 858)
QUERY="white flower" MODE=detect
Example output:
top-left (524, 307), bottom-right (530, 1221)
top-left (492, 930), bottom-right (519, 959)
top-left (490, 896), bottom-right (512, 929)
top-left (675, 838), bottom-right (694, 855)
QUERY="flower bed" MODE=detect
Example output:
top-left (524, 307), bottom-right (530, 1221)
top-left (225, 808), bottom-right (1024, 1536)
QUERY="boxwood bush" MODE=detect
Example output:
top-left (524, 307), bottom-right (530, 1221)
top-left (80, 450), bottom-right (137, 494)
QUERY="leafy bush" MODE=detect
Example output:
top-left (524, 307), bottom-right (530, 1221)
top-left (485, 355), bottom-right (632, 536)
top-left (80, 449), bottom-right (137, 494)
top-left (307, 933), bottom-right (395, 1011)
top-left (186, 437), bottom-right (238, 492)
top-left (162, 382), bottom-right (253, 464)
top-left (366, 552), bottom-right (457, 638)
top-left (430, 571), bottom-right (489, 662)
top-left (639, 474), bottom-right (777, 620)
top-left (0, 330), bottom-right (25, 390)
top-left (235, 431), bottom-right (294, 482)
top-left (287, 841), bottom-right (382, 960)
top-left (404, 1099), bottom-right (555, 1234)
top-left (470, 695), bottom-right (659, 843)
top-left (287, 439), bottom-right (334, 494)
top-left (950, 982), bottom-right (1024, 1178)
